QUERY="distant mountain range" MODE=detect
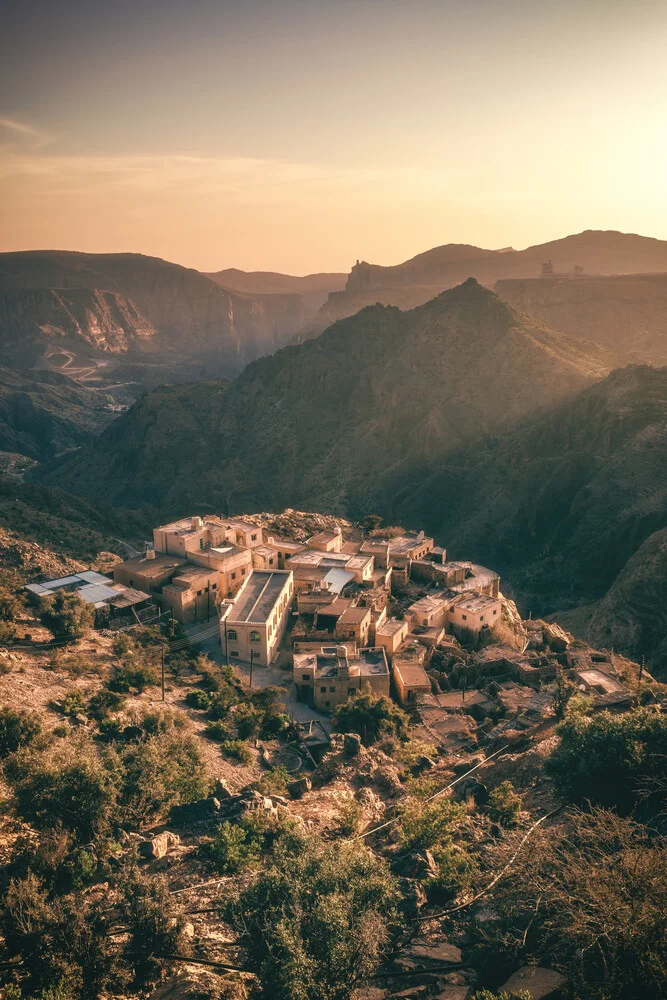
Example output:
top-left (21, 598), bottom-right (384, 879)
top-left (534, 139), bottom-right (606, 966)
top-left (205, 268), bottom-right (347, 321)
top-left (0, 251), bottom-right (336, 399)
top-left (38, 278), bottom-right (611, 511)
top-left (307, 230), bottom-right (667, 337)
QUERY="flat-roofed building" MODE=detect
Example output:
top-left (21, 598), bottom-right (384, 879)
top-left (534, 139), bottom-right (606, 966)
top-left (265, 536), bottom-right (308, 569)
top-left (392, 641), bottom-right (432, 705)
top-left (251, 544), bottom-right (280, 571)
top-left (374, 617), bottom-right (409, 660)
top-left (113, 552), bottom-right (187, 597)
top-left (307, 527), bottom-right (344, 553)
top-left (294, 644), bottom-right (389, 712)
top-left (405, 591), bottom-right (452, 629)
top-left (335, 605), bottom-right (372, 646)
top-left (220, 570), bottom-right (294, 667)
top-left (361, 530), bottom-right (434, 570)
top-left (448, 593), bottom-right (502, 639)
top-left (161, 565), bottom-right (220, 624)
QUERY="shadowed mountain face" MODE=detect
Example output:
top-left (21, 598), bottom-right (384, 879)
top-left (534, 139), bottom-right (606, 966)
top-left (0, 250), bottom-right (307, 386)
top-left (0, 367), bottom-right (117, 462)
top-left (388, 364), bottom-right (667, 674)
top-left (307, 230), bottom-right (667, 336)
top-left (206, 268), bottom-right (347, 325)
top-left (36, 279), bottom-right (609, 512)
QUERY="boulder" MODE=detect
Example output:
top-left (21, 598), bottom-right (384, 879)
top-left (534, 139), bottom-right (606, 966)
top-left (500, 967), bottom-right (565, 999)
top-left (434, 988), bottom-right (469, 1000)
top-left (139, 831), bottom-right (180, 860)
top-left (392, 849), bottom-right (438, 880)
top-left (344, 732), bottom-right (363, 756)
top-left (406, 940), bottom-right (462, 964)
top-left (288, 776), bottom-right (312, 799)
top-left (214, 777), bottom-right (233, 799)
top-left (416, 754), bottom-right (437, 770)
top-left (451, 754), bottom-right (485, 777)
top-left (454, 778), bottom-right (489, 806)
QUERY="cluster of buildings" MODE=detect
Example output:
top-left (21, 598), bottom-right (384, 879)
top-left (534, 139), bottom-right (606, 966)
top-left (27, 512), bottom-right (506, 715)
top-left (110, 515), bottom-right (504, 712)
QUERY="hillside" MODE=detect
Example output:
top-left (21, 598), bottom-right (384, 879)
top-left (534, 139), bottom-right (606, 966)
top-left (206, 267), bottom-right (346, 323)
top-left (0, 366), bottom-right (117, 461)
top-left (0, 250), bottom-right (306, 391)
top-left (308, 230), bottom-right (667, 335)
top-left (37, 279), bottom-right (610, 512)
top-left (497, 273), bottom-right (667, 366)
top-left (388, 365), bottom-right (667, 673)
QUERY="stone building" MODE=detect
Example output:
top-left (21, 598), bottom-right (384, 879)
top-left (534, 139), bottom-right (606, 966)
top-left (220, 569), bottom-right (294, 667)
top-left (294, 644), bottom-right (390, 712)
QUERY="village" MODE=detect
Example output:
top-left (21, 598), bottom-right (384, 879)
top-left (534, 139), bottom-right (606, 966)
top-left (22, 509), bottom-right (641, 759)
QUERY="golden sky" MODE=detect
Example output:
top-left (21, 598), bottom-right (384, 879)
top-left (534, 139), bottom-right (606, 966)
top-left (2, 0), bottom-right (666, 273)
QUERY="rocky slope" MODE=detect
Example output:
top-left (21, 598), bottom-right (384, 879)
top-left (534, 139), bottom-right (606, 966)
top-left (36, 279), bottom-right (609, 512)
top-left (388, 365), bottom-right (667, 673)
top-left (308, 230), bottom-right (667, 336)
top-left (0, 366), bottom-right (117, 461)
top-left (0, 250), bottom-right (306, 378)
top-left (497, 273), bottom-right (667, 366)
top-left (206, 268), bottom-right (347, 324)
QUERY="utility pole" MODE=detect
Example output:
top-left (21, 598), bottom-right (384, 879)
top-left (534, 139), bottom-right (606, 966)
top-left (161, 644), bottom-right (165, 702)
top-left (224, 618), bottom-right (229, 667)
top-left (249, 648), bottom-right (254, 689)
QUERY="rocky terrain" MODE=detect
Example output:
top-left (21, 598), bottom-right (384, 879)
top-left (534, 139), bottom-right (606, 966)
top-left (0, 251), bottom-right (309, 396)
top-left (0, 366), bottom-right (117, 461)
top-left (497, 273), bottom-right (667, 366)
top-left (36, 279), bottom-right (611, 511)
top-left (306, 230), bottom-right (667, 335)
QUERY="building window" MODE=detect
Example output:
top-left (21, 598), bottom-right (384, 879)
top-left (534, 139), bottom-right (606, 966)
top-left (199, 538), bottom-right (204, 550)
top-left (251, 533), bottom-right (257, 541)
top-left (480, 615), bottom-right (484, 622)
top-left (493, 609), bottom-right (497, 615)
top-left (423, 618), bottom-right (428, 626)
top-left (269, 558), bottom-right (274, 565)
top-left (325, 701), bottom-right (330, 708)
top-left (302, 674), bottom-right (310, 681)
top-left (231, 572), bottom-right (236, 580)
top-left (212, 583), bottom-right (217, 590)
top-left (231, 650), bottom-right (238, 657)
top-left (329, 686), bottom-right (335, 693)
top-left (129, 580), bottom-right (134, 588)
top-left (320, 686), bottom-right (327, 693)
top-left (227, 629), bottom-right (237, 641)
top-left (250, 631), bottom-right (261, 643)
top-left (241, 568), bottom-right (246, 575)
top-left (197, 590), bottom-right (202, 596)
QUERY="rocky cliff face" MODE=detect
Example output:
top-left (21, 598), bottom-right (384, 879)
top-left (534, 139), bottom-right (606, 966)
top-left (0, 250), bottom-right (306, 376)
top-left (306, 230), bottom-right (667, 337)
top-left (206, 268), bottom-right (347, 325)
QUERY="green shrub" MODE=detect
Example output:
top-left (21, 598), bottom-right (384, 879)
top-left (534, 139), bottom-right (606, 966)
top-left (0, 708), bottom-right (45, 758)
top-left (107, 659), bottom-right (158, 694)
top-left (185, 688), bottom-right (212, 710)
top-left (221, 739), bottom-right (253, 764)
top-left (234, 702), bottom-right (263, 740)
top-left (333, 690), bottom-right (409, 746)
top-left (335, 797), bottom-right (363, 837)
top-left (40, 592), bottom-right (94, 641)
top-left (118, 864), bottom-right (190, 984)
top-left (5, 736), bottom-right (122, 842)
top-left (398, 796), bottom-right (465, 850)
top-left (111, 632), bottom-right (134, 658)
top-left (225, 838), bottom-right (399, 1000)
top-left (205, 719), bottom-right (232, 742)
top-left (87, 689), bottom-right (126, 722)
top-left (427, 842), bottom-right (479, 903)
top-left (118, 730), bottom-right (210, 828)
top-left (61, 690), bottom-right (87, 717)
top-left (487, 780), bottom-right (522, 826)
top-left (252, 765), bottom-right (290, 797)
top-left (547, 707), bottom-right (667, 814)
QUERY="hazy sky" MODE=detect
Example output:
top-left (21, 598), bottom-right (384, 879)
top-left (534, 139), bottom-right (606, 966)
top-left (1, 0), bottom-right (666, 273)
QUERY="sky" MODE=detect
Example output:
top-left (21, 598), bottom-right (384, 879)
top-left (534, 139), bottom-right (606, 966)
top-left (1, 0), bottom-right (667, 273)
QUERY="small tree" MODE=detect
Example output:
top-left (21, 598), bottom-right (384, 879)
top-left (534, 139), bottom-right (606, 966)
top-left (0, 708), bottom-right (45, 758)
top-left (40, 592), bottom-right (94, 642)
top-left (118, 864), bottom-right (191, 984)
top-left (552, 669), bottom-right (577, 720)
top-left (487, 780), bottom-right (522, 826)
top-left (333, 689), bottom-right (409, 746)
top-left (226, 838), bottom-right (399, 1000)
